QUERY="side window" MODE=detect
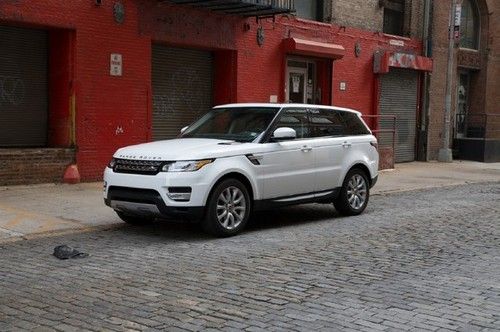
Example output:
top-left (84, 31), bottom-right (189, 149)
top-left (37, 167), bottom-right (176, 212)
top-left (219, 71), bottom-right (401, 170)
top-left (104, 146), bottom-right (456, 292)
top-left (309, 109), bottom-right (345, 138)
top-left (339, 111), bottom-right (371, 135)
top-left (274, 108), bottom-right (310, 139)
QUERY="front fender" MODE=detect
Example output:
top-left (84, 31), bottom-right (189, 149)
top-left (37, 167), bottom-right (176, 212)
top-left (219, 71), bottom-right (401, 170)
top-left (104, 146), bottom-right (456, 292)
top-left (202, 156), bottom-right (261, 205)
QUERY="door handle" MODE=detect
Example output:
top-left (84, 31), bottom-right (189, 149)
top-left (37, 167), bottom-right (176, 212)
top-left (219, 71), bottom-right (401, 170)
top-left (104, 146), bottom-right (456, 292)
top-left (342, 141), bottom-right (352, 148)
top-left (301, 146), bottom-right (313, 152)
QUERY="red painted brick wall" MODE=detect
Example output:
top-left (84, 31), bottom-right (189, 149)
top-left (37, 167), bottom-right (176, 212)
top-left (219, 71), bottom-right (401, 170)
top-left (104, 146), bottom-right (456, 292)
top-left (0, 1), bottom-right (423, 182)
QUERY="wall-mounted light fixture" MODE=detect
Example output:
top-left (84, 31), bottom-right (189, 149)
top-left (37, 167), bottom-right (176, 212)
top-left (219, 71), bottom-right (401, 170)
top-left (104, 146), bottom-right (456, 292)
top-left (257, 26), bottom-right (265, 47)
top-left (95, 0), bottom-right (102, 6)
top-left (355, 41), bottom-right (362, 57)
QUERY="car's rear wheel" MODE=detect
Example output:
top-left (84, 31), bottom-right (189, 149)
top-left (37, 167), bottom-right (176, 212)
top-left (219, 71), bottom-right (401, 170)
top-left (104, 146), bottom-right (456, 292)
top-left (334, 168), bottom-right (370, 216)
top-left (116, 211), bottom-right (155, 225)
top-left (202, 178), bottom-right (251, 237)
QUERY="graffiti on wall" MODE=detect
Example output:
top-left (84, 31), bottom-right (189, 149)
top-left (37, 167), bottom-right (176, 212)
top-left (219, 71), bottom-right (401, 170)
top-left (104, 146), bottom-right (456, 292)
top-left (153, 67), bottom-right (210, 117)
top-left (0, 75), bottom-right (25, 106)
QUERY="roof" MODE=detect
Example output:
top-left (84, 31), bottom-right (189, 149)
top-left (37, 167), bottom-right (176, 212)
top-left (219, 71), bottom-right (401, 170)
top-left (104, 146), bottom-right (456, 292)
top-left (214, 103), bottom-right (361, 115)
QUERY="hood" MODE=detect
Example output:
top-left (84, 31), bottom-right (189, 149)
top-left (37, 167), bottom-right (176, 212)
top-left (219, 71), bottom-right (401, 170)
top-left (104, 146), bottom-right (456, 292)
top-left (114, 138), bottom-right (260, 161)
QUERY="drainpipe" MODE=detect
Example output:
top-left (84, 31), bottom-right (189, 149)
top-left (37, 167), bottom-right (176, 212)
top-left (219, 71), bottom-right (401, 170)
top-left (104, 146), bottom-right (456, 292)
top-left (438, 0), bottom-right (456, 162)
top-left (420, 0), bottom-right (431, 161)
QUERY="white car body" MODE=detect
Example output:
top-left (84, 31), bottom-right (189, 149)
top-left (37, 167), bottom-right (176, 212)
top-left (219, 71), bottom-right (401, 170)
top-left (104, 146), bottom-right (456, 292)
top-left (104, 103), bottom-right (379, 231)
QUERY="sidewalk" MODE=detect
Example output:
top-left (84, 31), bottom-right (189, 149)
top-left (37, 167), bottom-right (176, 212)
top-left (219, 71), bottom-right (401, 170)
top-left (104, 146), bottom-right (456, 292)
top-left (0, 160), bottom-right (499, 242)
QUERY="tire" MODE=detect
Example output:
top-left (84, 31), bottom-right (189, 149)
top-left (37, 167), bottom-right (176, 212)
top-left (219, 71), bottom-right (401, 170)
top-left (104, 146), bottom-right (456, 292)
top-left (202, 178), bottom-right (251, 237)
top-left (116, 211), bottom-right (155, 225)
top-left (334, 168), bottom-right (370, 216)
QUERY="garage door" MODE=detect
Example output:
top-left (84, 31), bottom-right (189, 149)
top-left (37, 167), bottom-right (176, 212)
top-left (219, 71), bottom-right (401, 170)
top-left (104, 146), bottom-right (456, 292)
top-left (0, 25), bottom-right (48, 147)
top-left (380, 68), bottom-right (418, 162)
top-left (152, 45), bottom-right (213, 140)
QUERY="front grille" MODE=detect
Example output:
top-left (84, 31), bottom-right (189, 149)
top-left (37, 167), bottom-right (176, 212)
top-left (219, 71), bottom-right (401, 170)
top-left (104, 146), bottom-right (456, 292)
top-left (108, 186), bottom-right (162, 204)
top-left (113, 158), bottom-right (164, 175)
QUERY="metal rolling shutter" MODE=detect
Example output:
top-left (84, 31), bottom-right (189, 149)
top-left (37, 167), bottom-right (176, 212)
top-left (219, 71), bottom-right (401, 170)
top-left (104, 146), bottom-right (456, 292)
top-left (0, 25), bottom-right (48, 147)
top-left (380, 68), bottom-right (418, 162)
top-left (152, 45), bottom-right (213, 140)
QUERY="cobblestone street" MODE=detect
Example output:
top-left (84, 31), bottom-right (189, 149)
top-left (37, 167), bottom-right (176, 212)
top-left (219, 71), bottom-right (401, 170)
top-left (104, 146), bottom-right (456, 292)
top-left (1, 183), bottom-right (499, 331)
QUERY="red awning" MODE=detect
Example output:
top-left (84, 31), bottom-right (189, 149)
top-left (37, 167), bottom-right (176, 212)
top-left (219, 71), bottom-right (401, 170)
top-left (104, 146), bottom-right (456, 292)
top-left (283, 38), bottom-right (345, 60)
top-left (374, 51), bottom-right (433, 73)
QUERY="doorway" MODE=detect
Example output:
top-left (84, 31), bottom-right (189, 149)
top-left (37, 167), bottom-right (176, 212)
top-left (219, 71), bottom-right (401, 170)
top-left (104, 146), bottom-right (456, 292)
top-left (456, 71), bottom-right (471, 138)
top-left (286, 59), bottom-right (318, 104)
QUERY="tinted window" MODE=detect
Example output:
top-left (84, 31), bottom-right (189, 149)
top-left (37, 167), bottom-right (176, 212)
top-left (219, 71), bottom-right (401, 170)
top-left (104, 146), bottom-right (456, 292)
top-left (309, 109), bottom-right (345, 137)
top-left (274, 108), bottom-right (310, 139)
top-left (182, 107), bottom-right (279, 142)
top-left (339, 111), bottom-right (371, 135)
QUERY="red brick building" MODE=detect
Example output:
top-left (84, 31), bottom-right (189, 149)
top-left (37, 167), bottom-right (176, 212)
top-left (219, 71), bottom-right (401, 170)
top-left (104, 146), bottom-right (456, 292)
top-left (0, 0), bottom-right (434, 185)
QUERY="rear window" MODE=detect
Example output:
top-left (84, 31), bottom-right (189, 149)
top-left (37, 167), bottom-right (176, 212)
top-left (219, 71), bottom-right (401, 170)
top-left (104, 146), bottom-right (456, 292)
top-left (339, 111), bottom-right (371, 135)
top-left (309, 109), bottom-right (345, 137)
top-left (308, 108), bottom-right (370, 137)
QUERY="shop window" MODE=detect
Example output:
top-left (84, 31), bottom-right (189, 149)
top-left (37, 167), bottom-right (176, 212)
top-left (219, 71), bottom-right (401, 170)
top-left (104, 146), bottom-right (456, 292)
top-left (382, 0), bottom-right (405, 36)
top-left (295, 0), bottom-right (323, 22)
top-left (460, 0), bottom-right (479, 49)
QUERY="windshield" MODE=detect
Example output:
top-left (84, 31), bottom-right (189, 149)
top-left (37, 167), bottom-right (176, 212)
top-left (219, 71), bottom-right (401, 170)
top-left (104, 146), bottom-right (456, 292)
top-left (181, 107), bottom-right (280, 142)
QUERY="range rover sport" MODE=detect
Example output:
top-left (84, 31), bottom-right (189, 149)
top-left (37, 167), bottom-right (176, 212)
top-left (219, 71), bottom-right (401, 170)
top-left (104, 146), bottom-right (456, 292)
top-left (104, 103), bottom-right (379, 236)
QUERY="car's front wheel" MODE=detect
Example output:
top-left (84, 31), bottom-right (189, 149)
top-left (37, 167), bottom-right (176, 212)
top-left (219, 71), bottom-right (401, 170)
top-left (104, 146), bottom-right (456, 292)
top-left (116, 211), bottom-right (155, 225)
top-left (202, 178), bottom-right (251, 237)
top-left (334, 168), bottom-right (370, 216)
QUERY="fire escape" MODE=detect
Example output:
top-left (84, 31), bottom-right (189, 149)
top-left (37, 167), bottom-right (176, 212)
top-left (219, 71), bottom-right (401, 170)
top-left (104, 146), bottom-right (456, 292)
top-left (166, 0), bottom-right (295, 18)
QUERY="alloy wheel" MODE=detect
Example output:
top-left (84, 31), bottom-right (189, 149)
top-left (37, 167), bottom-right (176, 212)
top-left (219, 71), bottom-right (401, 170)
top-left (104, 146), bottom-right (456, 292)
top-left (347, 174), bottom-right (367, 210)
top-left (216, 186), bottom-right (247, 230)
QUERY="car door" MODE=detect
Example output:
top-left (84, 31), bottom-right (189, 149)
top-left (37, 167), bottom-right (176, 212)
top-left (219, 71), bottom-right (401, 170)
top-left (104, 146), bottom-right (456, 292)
top-left (308, 108), bottom-right (347, 192)
top-left (259, 108), bottom-right (316, 199)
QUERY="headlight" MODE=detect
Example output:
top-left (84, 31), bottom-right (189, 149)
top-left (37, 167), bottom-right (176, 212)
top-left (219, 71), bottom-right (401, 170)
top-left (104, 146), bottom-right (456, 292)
top-left (108, 158), bottom-right (117, 168)
top-left (161, 159), bottom-right (213, 172)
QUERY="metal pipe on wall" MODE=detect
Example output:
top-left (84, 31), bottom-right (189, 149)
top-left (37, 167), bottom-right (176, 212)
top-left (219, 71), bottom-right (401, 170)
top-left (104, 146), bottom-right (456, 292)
top-left (419, 0), bottom-right (432, 161)
top-left (438, 0), bottom-right (457, 162)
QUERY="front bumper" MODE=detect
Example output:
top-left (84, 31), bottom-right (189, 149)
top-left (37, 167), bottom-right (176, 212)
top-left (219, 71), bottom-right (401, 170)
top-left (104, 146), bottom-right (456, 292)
top-left (104, 189), bottom-right (203, 221)
top-left (103, 167), bottom-right (208, 220)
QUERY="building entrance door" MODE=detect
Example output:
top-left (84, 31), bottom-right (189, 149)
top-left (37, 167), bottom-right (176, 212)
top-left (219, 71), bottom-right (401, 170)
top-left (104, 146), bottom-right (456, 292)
top-left (287, 66), bottom-right (307, 103)
top-left (456, 71), bottom-right (471, 138)
top-left (286, 58), bottom-right (319, 104)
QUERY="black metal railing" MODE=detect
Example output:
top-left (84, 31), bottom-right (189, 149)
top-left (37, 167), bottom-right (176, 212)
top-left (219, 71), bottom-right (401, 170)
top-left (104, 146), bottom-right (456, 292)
top-left (454, 113), bottom-right (500, 140)
top-left (167, 0), bottom-right (295, 17)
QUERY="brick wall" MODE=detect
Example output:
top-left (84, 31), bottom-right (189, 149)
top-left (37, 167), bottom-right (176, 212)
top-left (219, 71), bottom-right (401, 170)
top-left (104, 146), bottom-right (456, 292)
top-left (326, 0), bottom-right (424, 38)
top-left (427, 0), bottom-right (499, 160)
top-left (328, 0), bottom-right (383, 31)
top-left (485, 0), bottom-right (500, 117)
top-left (0, 149), bottom-right (75, 186)
top-left (0, 0), bottom-right (423, 182)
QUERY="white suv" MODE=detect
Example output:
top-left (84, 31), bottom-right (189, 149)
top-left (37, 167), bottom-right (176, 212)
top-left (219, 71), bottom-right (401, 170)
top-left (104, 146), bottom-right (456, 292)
top-left (104, 104), bottom-right (379, 236)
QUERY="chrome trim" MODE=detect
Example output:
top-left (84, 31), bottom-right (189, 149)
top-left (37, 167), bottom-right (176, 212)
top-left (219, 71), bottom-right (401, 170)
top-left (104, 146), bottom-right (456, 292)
top-left (110, 200), bottom-right (161, 216)
top-left (273, 190), bottom-right (334, 203)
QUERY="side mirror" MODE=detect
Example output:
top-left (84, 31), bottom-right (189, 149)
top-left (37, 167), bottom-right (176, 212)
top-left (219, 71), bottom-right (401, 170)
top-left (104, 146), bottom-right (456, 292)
top-left (272, 127), bottom-right (296, 141)
top-left (180, 126), bottom-right (189, 134)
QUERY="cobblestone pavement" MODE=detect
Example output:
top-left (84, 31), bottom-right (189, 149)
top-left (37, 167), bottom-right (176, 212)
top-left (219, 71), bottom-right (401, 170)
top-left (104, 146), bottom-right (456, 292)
top-left (0, 183), bottom-right (499, 332)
